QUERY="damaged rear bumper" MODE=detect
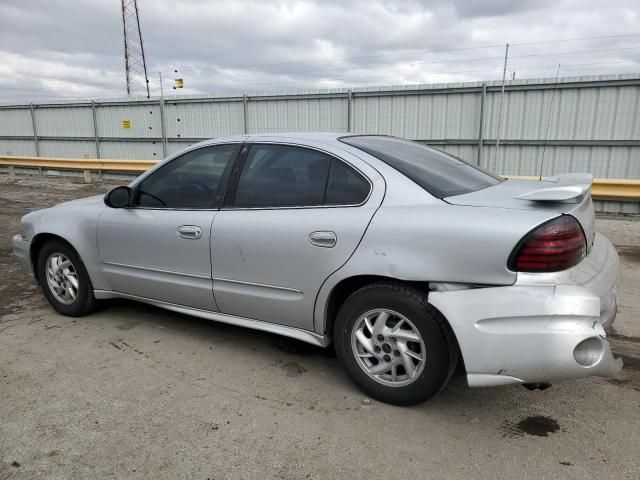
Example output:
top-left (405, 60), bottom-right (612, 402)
top-left (429, 233), bottom-right (623, 388)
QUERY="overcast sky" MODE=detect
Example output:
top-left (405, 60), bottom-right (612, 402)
top-left (0, 0), bottom-right (638, 101)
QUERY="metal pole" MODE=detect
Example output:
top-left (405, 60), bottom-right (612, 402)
top-left (538, 63), bottom-right (561, 180)
top-left (159, 99), bottom-right (167, 158)
top-left (91, 101), bottom-right (100, 158)
top-left (493, 43), bottom-right (509, 171)
top-left (243, 94), bottom-right (248, 134)
top-left (477, 83), bottom-right (486, 166)
top-left (347, 89), bottom-right (353, 132)
top-left (29, 103), bottom-right (40, 157)
top-left (158, 71), bottom-right (167, 157)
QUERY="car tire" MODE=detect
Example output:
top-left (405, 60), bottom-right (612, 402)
top-left (334, 281), bottom-right (458, 406)
top-left (37, 239), bottom-right (96, 317)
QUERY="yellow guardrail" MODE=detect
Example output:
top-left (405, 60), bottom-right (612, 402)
top-left (2, 155), bottom-right (639, 201)
top-left (0, 155), bottom-right (156, 173)
top-left (505, 175), bottom-right (640, 201)
top-left (591, 179), bottom-right (640, 201)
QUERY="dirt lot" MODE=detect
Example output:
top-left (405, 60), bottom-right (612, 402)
top-left (1, 176), bottom-right (639, 480)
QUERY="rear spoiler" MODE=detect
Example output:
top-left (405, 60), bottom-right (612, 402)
top-left (515, 173), bottom-right (593, 203)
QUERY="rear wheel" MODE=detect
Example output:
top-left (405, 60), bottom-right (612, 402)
top-left (37, 240), bottom-right (96, 317)
top-left (334, 282), bottom-right (457, 405)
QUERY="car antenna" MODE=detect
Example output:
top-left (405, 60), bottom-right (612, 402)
top-left (538, 63), bottom-right (561, 181)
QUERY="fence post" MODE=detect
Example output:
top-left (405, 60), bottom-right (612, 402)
top-left (243, 94), bottom-right (249, 134)
top-left (91, 101), bottom-right (100, 159)
top-left (159, 98), bottom-right (167, 157)
top-left (347, 89), bottom-right (353, 132)
top-left (30, 103), bottom-right (40, 157)
top-left (477, 83), bottom-right (486, 166)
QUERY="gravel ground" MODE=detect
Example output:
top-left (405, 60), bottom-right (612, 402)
top-left (1, 175), bottom-right (639, 480)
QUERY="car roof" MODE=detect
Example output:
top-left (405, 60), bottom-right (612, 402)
top-left (196, 132), bottom-right (352, 147)
top-left (248, 132), bottom-right (344, 141)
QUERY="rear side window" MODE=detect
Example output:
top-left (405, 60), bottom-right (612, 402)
top-left (234, 144), bottom-right (332, 207)
top-left (340, 136), bottom-right (502, 198)
top-left (232, 144), bottom-right (370, 208)
top-left (326, 160), bottom-right (369, 205)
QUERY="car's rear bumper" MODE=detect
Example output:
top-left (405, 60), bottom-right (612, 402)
top-left (429, 232), bottom-right (622, 387)
top-left (12, 233), bottom-right (32, 274)
top-left (515, 232), bottom-right (620, 333)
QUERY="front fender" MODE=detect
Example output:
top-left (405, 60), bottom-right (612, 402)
top-left (23, 202), bottom-right (108, 290)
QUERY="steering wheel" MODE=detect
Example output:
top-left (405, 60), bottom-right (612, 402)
top-left (184, 181), bottom-right (213, 194)
top-left (138, 190), bottom-right (167, 206)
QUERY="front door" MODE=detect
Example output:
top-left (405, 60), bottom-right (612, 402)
top-left (97, 143), bottom-right (241, 310)
top-left (211, 143), bottom-right (382, 331)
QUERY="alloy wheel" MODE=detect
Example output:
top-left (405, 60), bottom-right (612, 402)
top-left (351, 308), bottom-right (426, 387)
top-left (45, 252), bottom-right (79, 305)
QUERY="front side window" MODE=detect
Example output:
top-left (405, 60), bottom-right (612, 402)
top-left (340, 135), bottom-right (502, 198)
top-left (134, 144), bottom-right (240, 208)
top-left (232, 144), bottom-right (371, 208)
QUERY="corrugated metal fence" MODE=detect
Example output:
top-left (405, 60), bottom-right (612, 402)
top-left (1, 74), bottom-right (639, 212)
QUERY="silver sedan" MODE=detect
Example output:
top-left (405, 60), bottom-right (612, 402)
top-left (13, 133), bottom-right (622, 405)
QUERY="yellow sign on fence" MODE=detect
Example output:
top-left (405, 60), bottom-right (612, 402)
top-left (122, 120), bottom-right (132, 129)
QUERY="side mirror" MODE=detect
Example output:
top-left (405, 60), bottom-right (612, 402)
top-left (104, 186), bottom-right (132, 208)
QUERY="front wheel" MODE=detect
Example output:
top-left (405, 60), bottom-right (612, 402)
top-left (37, 239), bottom-right (96, 317)
top-left (334, 282), bottom-right (458, 406)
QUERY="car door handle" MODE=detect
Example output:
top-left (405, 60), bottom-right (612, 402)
top-left (309, 231), bottom-right (337, 248)
top-left (177, 225), bottom-right (202, 240)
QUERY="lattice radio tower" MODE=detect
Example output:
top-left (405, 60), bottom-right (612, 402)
top-left (121, 0), bottom-right (150, 98)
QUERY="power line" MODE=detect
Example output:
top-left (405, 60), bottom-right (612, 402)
top-left (17, 55), bottom-right (638, 92)
top-left (206, 33), bottom-right (640, 72)
top-left (9, 37), bottom-right (640, 97)
top-left (20, 46), bottom-right (639, 88)
top-left (196, 60), bottom-right (638, 90)
top-left (218, 44), bottom-right (504, 71)
top-left (41, 58), bottom-right (637, 91)
top-left (511, 33), bottom-right (640, 47)
top-left (209, 45), bottom-right (640, 81)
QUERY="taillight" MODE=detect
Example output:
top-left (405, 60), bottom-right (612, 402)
top-left (508, 216), bottom-right (586, 272)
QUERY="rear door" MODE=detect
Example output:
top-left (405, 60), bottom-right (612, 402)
top-left (211, 142), bottom-right (384, 331)
top-left (97, 143), bottom-right (240, 310)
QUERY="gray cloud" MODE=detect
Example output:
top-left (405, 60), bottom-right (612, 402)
top-left (0, 0), bottom-right (638, 101)
top-left (448, 0), bottom-right (552, 17)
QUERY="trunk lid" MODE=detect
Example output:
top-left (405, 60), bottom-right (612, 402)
top-left (444, 173), bottom-right (596, 249)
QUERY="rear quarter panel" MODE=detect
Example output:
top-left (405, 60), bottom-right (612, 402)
top-left (314, 200), bottom-right (558, 334)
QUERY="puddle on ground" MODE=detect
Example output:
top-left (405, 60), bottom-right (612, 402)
top-left (275, 338), bottom-right (323, 356)
top-left (500, 415), bottom-right (561, 438)
top-left (280, 361), bottom-right (307, 377)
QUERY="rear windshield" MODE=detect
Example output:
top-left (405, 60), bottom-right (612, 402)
top-left (340, 135), bottom-right (503, 198)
